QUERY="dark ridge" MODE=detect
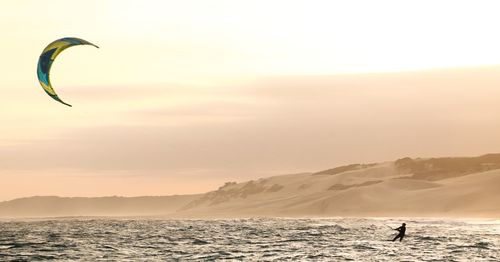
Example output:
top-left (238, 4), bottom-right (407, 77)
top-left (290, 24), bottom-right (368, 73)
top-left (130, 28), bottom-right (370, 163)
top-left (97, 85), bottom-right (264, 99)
top-left (395, 153), bottom-right (500, 180)
top-left (266, 184), bottom-right (284, 193)
top-left (313, 163), bottom-right (377, 176)
top-left (328, 180), bottom-right (382, 191)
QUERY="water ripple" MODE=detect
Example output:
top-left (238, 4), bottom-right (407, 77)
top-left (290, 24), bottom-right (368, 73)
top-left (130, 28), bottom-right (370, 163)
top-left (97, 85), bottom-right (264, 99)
top-left (0, 218), bottom-right (498, 261)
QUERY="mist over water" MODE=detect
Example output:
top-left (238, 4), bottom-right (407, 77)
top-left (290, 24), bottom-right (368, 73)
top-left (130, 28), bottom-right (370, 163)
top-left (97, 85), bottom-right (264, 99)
top-left (0, 218), bottom-right (498, 261)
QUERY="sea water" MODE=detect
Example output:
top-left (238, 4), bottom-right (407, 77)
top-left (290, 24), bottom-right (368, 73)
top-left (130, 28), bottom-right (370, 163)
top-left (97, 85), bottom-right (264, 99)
top-left (0, 218), bottom-right (498, 261)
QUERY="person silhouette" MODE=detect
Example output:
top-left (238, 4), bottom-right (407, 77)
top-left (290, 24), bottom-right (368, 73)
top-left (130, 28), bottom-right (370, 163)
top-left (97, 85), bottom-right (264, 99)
top-left (392, 223), bottom-right (406, 242)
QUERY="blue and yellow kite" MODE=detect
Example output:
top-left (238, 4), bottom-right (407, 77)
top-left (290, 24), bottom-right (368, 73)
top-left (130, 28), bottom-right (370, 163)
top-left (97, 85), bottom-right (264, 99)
top-left (37, 37), bottom-right (99, 107)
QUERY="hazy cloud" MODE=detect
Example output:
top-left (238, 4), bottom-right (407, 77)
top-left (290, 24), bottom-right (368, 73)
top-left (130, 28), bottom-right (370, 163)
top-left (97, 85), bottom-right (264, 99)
top-left (3, 68), bottom-right (500, 175)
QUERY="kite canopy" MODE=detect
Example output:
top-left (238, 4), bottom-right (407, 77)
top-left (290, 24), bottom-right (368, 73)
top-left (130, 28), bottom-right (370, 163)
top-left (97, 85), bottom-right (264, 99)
top-left (36, 37), bottom-right (99, 107)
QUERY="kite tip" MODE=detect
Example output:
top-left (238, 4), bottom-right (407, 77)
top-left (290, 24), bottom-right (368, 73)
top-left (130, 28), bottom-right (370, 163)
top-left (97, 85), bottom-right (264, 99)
top-left (60, 101), bottom-right (72, 107)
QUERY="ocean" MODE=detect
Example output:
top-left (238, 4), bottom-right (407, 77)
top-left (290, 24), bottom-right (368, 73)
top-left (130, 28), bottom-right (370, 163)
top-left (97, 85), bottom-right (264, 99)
top-left (0, 218), bottom-right (498, 261)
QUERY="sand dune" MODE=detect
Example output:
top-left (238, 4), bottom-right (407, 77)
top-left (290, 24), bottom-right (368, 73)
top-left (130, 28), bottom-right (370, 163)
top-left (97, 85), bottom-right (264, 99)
top-left (1, 154), bottom-right (500, 218)
top-left (176, 154), bottom-right (500, 218)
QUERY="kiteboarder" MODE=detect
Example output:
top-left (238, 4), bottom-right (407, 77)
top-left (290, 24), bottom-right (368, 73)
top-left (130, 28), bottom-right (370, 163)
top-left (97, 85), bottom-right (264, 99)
top-left (392, 223), bottom-right (406, 242)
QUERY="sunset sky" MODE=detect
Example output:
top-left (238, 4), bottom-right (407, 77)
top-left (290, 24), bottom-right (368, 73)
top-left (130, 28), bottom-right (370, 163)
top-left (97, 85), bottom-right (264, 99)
top-left (2, 1), bottom-right (500, 200)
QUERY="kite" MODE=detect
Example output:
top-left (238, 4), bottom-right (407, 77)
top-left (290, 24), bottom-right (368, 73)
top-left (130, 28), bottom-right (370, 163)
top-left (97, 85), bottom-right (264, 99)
top-left (36, 37), bottom-right (99, 107)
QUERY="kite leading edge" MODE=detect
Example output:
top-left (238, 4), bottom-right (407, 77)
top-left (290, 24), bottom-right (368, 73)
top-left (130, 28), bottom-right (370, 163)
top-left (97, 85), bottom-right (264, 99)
top-left (36, 37), bottom-right (99, 107)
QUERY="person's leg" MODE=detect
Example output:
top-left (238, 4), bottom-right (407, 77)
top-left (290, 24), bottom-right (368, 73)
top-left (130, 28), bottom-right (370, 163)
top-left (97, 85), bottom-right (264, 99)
top-left (392, 234), bottom-right (400, 241)
top-left (399, 235), bottom-right (404, 242)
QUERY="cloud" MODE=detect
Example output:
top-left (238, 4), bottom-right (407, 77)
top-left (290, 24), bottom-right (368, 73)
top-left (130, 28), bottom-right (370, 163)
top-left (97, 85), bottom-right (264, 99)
top-left (2, 68), bottom-right (500, 179)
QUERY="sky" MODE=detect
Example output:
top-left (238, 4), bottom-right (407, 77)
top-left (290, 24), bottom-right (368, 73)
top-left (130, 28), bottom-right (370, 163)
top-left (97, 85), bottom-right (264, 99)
top-left (2, 0), bottom-right (500, 200)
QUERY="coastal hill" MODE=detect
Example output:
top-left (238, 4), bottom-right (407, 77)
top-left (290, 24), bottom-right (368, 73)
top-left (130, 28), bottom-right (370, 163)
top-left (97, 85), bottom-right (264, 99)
top-left (0, 195), bottom-right (199, 218)
top-left (1, 154), bottom-right (500, 218)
